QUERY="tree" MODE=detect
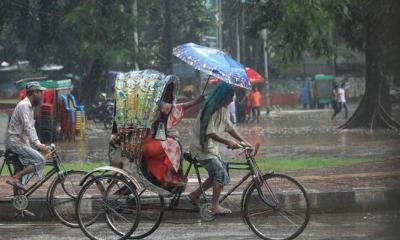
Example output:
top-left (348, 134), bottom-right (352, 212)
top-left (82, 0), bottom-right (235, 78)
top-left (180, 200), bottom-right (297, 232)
top-left (334, 0), bottom-right (400, 129)
top-left (248, 0), bottom-right (400, 130)
top-left (0, 0), bottom-right (212, 105)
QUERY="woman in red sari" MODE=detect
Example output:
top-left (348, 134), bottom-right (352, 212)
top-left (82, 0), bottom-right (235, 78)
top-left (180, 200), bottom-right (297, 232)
top-left (142, 83), bottom-right (204, 188)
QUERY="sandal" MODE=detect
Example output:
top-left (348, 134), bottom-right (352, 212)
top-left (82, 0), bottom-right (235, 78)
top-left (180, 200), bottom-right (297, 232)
top-left (6, 179), bottom-right (26, 191)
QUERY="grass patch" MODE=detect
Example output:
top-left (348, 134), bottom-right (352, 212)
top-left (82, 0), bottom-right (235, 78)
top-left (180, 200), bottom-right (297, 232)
top-left (59, 162), bottom-right (109, 172)
top-left (0, 98), bottom-right (19, 105)
top-left (1, 156), bottom-right (365, 177)
top-left (183, 155), bottom-right (366, 174)
top-left (254, 155), bottom-right (365, 172)
top-left (0, 161), bottom-right (109, 176)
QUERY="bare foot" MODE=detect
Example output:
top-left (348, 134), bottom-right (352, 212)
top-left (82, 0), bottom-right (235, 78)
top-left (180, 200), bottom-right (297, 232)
top-left (6, 178), bottom-right (26, 191)
top-left (212, 205), bottom-right (232, 215)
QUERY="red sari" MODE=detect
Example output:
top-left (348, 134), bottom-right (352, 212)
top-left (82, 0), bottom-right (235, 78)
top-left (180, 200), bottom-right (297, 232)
top-left (142, 103), bottom-right (184, 188)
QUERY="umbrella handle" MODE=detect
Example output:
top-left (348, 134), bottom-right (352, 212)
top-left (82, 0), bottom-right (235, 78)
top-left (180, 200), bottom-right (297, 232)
top-left (202, 75), bottom-right (211, 95)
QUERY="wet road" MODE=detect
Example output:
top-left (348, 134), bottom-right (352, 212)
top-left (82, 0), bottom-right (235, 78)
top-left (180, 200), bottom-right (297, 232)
top-left (0, 211), bottom-right (399, 240)
top-left (54, 108), bottom-right (400, 163)
top-left (2, 107), bottom-right (400, 163)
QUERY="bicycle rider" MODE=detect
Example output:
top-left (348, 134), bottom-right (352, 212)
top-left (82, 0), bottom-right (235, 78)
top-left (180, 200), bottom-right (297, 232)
top-left (6, 81), bottom-right (49, 191)
top-left (187, 83), bottom-right (252, 215)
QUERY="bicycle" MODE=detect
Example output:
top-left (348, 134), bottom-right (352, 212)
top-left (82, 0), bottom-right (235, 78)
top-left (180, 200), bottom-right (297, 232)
top-left (76, 143), bottom-right (310, 240)
top-left (0, 144), bottom-right (87, 227)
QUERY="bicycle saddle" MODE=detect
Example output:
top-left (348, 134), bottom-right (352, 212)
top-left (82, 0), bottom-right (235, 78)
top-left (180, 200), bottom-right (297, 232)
top-left (4, 149), bottom-right (20, 164)
top-left (183, 152), bottom-right (197, 164)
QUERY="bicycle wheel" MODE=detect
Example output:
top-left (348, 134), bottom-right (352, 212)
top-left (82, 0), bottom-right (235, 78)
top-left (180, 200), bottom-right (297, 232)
top-left (242, 173), bottom-right (310, 240)
top-left (48, 170), bottom-right (87, 228)
top-left (128, 190), bottom-right (164, 239)
top-left (76, 174), bottom-right (140, 240)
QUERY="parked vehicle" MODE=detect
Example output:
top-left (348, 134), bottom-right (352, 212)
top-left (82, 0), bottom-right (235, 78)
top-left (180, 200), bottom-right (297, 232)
top-left (89, 97), bottom-right (114, 129)
top-left (313, 74), bottom-right (334, 108)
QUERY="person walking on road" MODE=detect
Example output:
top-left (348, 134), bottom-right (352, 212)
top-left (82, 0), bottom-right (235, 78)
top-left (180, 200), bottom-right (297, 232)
top-left (338, 82), bottom-right (348, 120)
top-left (300, 80), bottom-right (312, 109)
top-left (331, 84), bottom-right (340, 120)
top-left (228, 96), bottom-right (237, 124)
top-left (249, 85), bottom-right (262, 123)
top-left (6, 82), bottom-right (49, 190)
top-left (187, 83), bottom-right (252, 215)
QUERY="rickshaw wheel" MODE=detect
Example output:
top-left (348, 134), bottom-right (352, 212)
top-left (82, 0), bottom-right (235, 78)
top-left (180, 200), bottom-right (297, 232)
top-left (128, 192), bottom-right (165, 239)
top-left (76, 174), bottom-right (140, 240)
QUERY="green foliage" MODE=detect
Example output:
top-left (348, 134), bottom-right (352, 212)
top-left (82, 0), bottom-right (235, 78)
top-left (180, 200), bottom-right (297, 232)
top-left (248, 0), bottom-right (341, 65)
top-left (0, 0), bottom-right (212, 105)
top-left (62, 0), bottom-right (137, 70)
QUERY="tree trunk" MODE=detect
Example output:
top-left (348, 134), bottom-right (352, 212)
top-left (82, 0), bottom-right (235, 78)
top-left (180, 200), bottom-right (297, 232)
top-left (162, 0), bottom-right (172, 74)
top-left (80, 59), bottom-right (104, 107)
top-left (340, 15), bottom-right (400, 130)
top-left (132, 0), bottom-right (139, 70)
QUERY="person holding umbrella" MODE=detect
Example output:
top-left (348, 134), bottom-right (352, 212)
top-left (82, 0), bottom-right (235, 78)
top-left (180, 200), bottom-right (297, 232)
top-left (187, 82), bottom-right (252, 215)
top-left (173, 43), bottom-right (252, 214)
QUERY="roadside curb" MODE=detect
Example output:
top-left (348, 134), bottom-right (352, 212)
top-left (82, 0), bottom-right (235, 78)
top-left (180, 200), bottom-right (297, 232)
top-left (1, 186), bottom-right (399, 222)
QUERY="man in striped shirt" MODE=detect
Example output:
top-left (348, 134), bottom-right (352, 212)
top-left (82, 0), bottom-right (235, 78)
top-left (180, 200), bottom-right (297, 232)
top-left (6, 81), bottom-right (49, 190)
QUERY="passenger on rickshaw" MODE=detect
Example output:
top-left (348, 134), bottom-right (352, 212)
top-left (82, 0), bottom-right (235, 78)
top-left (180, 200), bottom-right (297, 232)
top-left (187, 83), bottom-right (252, 215)
top-left (142, 82), bottom-right (205, 188)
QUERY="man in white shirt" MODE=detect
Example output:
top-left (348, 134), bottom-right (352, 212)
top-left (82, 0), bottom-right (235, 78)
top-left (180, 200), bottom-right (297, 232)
top-left (6, 81), bottom-right (49, 190)
top-left (338, 82), bottom-right (348, 119)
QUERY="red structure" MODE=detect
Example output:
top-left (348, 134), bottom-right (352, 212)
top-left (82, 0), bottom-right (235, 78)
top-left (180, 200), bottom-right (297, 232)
top-left (266, 92), bottom-right (299, 107)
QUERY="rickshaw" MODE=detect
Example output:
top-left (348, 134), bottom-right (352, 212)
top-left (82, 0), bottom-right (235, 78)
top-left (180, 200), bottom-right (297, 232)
top-left (75, 69), bottom-right (310, 240)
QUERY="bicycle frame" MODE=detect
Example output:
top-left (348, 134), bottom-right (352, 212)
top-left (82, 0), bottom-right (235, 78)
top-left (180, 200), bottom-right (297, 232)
top-left (165, 147), bottom-right (277, 211)
top-left (0, 150), bottom-right (66, 198)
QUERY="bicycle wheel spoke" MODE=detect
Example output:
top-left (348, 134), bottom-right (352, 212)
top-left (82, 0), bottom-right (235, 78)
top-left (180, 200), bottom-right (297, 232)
top-left (52, 198), bottom-right (74, 206)
top-left (279, 209), bottom-right (307, 223)
top-left (246, 208), bottom-right (274, 218)
top-left (105, 205), bottom-right (132, 224)
top-left (277, 210), bottom-right (300, 227)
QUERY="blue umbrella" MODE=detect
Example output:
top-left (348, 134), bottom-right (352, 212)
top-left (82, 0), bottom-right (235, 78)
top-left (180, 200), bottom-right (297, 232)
top-left (173, 43), bottom-right (250, 91)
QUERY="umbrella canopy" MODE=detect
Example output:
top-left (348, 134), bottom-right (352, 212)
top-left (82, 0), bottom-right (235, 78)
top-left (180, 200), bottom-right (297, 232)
top-left (245, 67), bottom-right (265, 84)
top-left (173, 43), bottom-right (250, 89)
